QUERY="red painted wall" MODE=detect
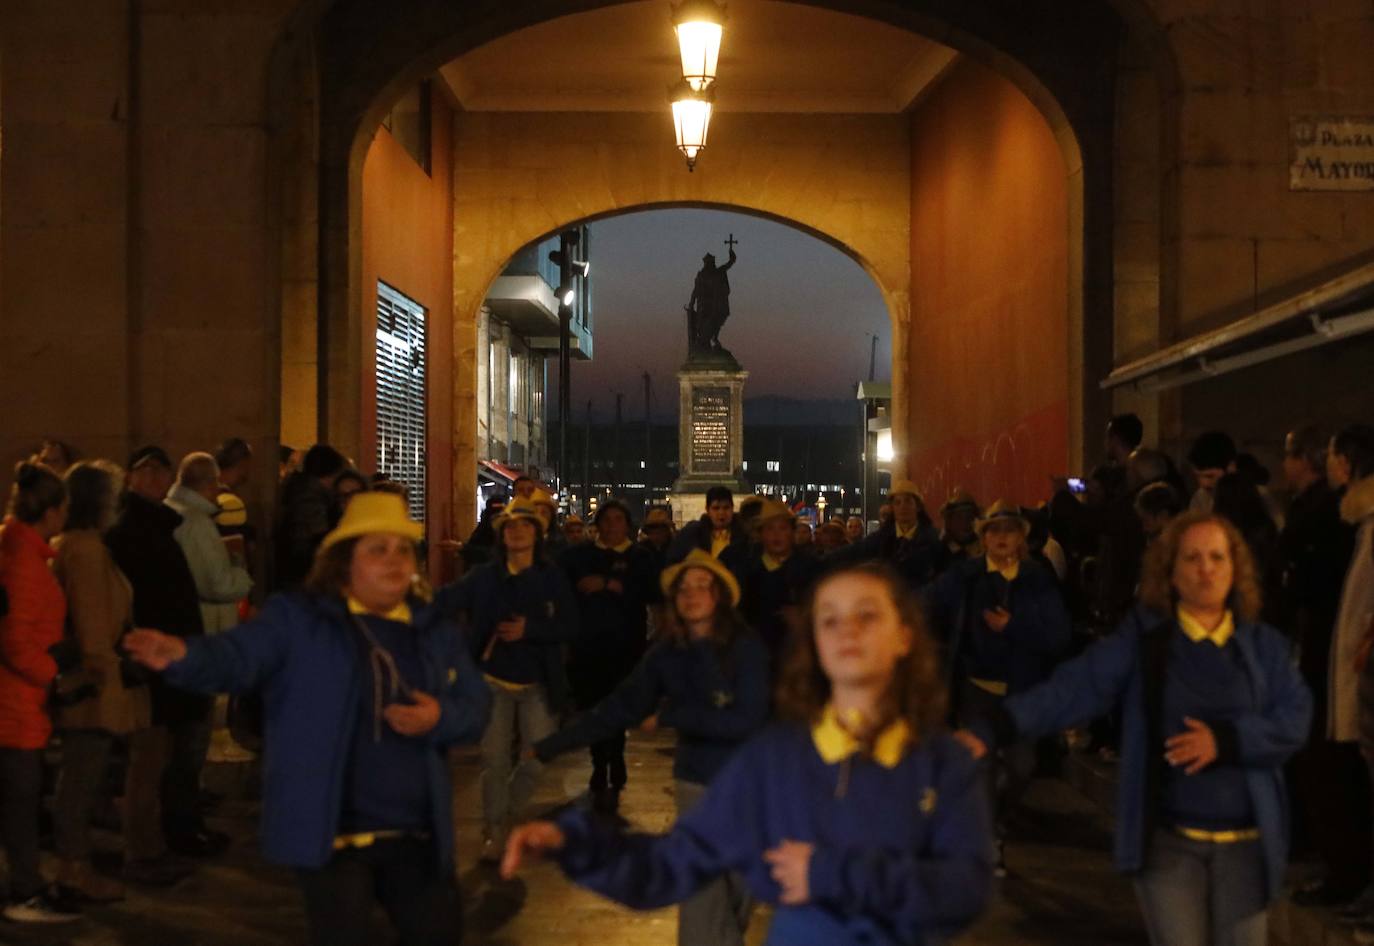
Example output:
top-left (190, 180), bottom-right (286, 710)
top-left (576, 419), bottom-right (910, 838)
top-left (907, 60), bottom-right (1070, 509)
top-left (360, 93), bottom-right (456, 578)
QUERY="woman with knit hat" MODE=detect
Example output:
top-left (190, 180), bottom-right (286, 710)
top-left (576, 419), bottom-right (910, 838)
top-left (928, 499), bottom-right (1071, 876)
top-left (433, 497), bottom-right (579, 864)
top-left (125, 492), bottom-right (490, 946)
top-left (533, 548), bottom-right (771, 946)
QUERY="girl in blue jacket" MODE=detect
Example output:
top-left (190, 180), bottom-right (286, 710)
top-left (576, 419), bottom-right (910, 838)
top-left (535, 547), bottom-right (771, 946)
top-left (503, 561), bottom-right (994, 946)
top-left (125, 493), bottom-right (490, 946)
top-left (960, 512), bottom-right (1312, 946)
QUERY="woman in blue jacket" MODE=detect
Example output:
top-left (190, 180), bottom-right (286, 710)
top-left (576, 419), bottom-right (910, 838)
top-left (535, 547), bottom-right (771, 946)
top-left (505, 561), bottom-right (994, 946)
top-left (928, 499), bottom-right (1071, 874)
top-left (125, 492), bottom-right (490, 946)
top-left (960, 512), bottom-right (1312, 946)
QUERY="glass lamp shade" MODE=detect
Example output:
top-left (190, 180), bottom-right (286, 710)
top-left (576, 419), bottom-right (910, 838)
top-left (673, 0), bottom-right (725, 92)
top-left (670, 82), bottom-right (714, 170)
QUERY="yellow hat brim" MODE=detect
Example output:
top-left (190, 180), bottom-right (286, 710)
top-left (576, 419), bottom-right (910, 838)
top-left (659, 550), bottom-right (741, 607)
top-left (320, 519), bottom-right (423, 551)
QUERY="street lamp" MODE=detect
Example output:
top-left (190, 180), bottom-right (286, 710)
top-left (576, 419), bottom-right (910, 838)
top-left (672, 0), bottom-right (726, 92)
top-left (816, 493), bottom-right (828, 522)
top-left (670, 80), bottom-right (714, 171)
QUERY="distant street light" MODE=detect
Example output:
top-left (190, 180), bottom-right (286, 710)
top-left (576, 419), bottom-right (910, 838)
top-left (670, 80), bottom-right (715, 171)
top-left (672, 0), bottom-right (726, 92)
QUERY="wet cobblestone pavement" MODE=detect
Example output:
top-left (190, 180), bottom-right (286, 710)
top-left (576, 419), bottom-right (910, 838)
top-left (4, 730), bottom-right (1146, 945)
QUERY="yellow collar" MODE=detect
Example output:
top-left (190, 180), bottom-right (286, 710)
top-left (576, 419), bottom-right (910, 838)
top-left (596, 539), bottom-right (632, 553)
top-left (811, 704), bottom-right (911, 769)
top-left (762, 552), bottom-right (789, 572)
top-left (710, 530), bottom-right (732, 557)
top-left (895, 524), bottom-right (918, 540)
top-left (986, 557), bottom-right (1020, 581)
top-left (347, 596), bottom-right (412, 624)
top-left (1177, 606), bottom-right (1234, 648)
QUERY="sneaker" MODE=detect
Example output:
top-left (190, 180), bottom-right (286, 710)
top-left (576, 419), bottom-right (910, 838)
top-left (56, 859), bottom-right (124, 904)
top-left (3, 891), bottom-right (82, 924)
top-left (479, 835), bottom-right (504, 866)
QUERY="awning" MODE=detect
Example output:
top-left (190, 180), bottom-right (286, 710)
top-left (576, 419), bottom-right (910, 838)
top-left (1102, 256), bottom-right (1374, 394)
top-left (479, 459), bottom-right (522, 483)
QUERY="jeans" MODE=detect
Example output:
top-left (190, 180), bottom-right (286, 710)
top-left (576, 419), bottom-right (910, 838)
top-left (297, 838), bottom-right (461, 946)
top-left (480, 681), bottom-right (556, 838)
top-left (1134, 829), bottom-right (1267, 946)
top-left (54, 730), bottom-right (116, 862)
top-left (957, 680), bottom-right (1036, 833)
top-left (674, 779), bottom-right (752, 946)
top-left (0, 748), bottom-right (44, 901)
top-left (163, 715), bottom-right (212, 837)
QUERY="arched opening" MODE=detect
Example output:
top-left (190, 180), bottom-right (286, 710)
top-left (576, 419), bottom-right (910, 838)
top-left (269, 0), bottom-right (1173, 552)
top-left (471, 205), bottom-right (893, 524)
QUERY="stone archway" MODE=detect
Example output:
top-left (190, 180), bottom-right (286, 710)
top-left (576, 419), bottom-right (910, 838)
top-left (266, 0), bottom-right (1178, 535)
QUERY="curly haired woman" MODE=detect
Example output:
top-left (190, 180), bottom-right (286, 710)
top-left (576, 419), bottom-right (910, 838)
top-left (960, 512), bottom-right (1311, 946)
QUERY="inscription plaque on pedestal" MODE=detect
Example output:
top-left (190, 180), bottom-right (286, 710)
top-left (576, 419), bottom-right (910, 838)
top-left (690, 387), bottom-right (731, 473)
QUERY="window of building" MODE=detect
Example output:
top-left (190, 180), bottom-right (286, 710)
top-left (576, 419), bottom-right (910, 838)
top-left (375, 282), bottom-right (427, 522)
top-left (766, 460), bottom-right (781, 472)
top-left (380, 82), bottom-right (432, 175)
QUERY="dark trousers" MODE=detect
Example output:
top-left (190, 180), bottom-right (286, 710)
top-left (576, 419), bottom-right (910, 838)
top-left (958, 680), bottom-right (1037, 833)
top-left (589, 732), bottom-right (628, 791)
top-left (162, 716), bottom-right (211, 837)
top-left (297, 839), bottom-right (461, 946)
top-left (0, 747), bottom-right (45, 901)
top-left (54, 730), bottom-right (116, 862)
top-left (1293, 740), bottom-right (1372, 893)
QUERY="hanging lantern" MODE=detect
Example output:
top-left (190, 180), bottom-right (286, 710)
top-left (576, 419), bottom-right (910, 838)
top-left (672, 0), bottom-right (726, 92)
top-left (670, 80), bottom-right (714, 171)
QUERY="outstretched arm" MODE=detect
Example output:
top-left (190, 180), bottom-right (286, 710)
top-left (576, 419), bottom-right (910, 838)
top-left (506, 743), bottom-right (765, 908)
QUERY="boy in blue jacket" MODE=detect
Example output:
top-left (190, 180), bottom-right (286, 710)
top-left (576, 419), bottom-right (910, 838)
top-left (504, 561), bottom-right (993, 946)
top-left (433, 497), bottom-right (579, 863)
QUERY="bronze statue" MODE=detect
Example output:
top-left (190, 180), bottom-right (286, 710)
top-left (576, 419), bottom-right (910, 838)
top-left (685, 234), bottom-right (738, 360)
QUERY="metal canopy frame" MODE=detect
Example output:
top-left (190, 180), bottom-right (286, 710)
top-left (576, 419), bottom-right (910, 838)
top-left (1102, 256), bottom-right (1374, 393)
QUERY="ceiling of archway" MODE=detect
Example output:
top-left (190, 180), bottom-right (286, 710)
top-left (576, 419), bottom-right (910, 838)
top-left (439, 0), bottom-right (958, 114)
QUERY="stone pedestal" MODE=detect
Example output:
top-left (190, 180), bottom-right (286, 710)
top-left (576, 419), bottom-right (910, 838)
top-left (670, 362), bottom-right (750, 525)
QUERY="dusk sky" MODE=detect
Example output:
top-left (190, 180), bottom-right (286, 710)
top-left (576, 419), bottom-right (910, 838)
top-left (563, 208), bottom-right (891, 422)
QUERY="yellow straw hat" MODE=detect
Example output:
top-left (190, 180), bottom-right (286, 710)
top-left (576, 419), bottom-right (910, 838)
top-left (530, 488), bottom-right (557, 510)
top-left (659, 548), bottom-right (741, 607)
top-left (495, 497), bottom-right (546, 534)
top-left (320, 491), bottom-right (423, 551)
top-left (888, 479), bottom-right (923, 503)
top-left (975, 499), bottom-right (1031, 536)
top-left (756, 498), bottom-right (796, 524)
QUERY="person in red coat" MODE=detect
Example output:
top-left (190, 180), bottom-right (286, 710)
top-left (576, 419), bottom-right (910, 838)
top-left (0, 462), bottom-right (80, 924)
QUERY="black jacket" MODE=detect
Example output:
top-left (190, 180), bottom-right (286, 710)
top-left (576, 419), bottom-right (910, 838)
top-left (106, 493), bottom-right (210, 723)
top-left (274, 473), bottom-right (334, 590)
top-left (741, 551), bottom-right (822, 666)
top-left (1280, 480), bottom-right (1356, 714)
top-left (560, 542), bottom-right (660, 705)
top-left (668, 517), bottom-right (752, 582)
top-left (829, 521), bottom-right (939, 588)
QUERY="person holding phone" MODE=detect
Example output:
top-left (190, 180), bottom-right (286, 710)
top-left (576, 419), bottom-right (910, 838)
top-left (433, 497), bottom-right (579, 864)
top-left (928, 500), bottom-right (1071, 877)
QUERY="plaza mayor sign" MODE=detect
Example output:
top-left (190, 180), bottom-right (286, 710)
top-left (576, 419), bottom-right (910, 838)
top-left (1290, 117), bottom-right (1374, 191)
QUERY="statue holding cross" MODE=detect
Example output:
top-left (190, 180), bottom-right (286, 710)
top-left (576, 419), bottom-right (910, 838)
top-left (685, 233), bottom-right (739, 361)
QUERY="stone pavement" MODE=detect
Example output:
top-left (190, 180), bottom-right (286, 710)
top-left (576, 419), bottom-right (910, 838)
top-left (5, 730), bottom-right (1148, 946)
